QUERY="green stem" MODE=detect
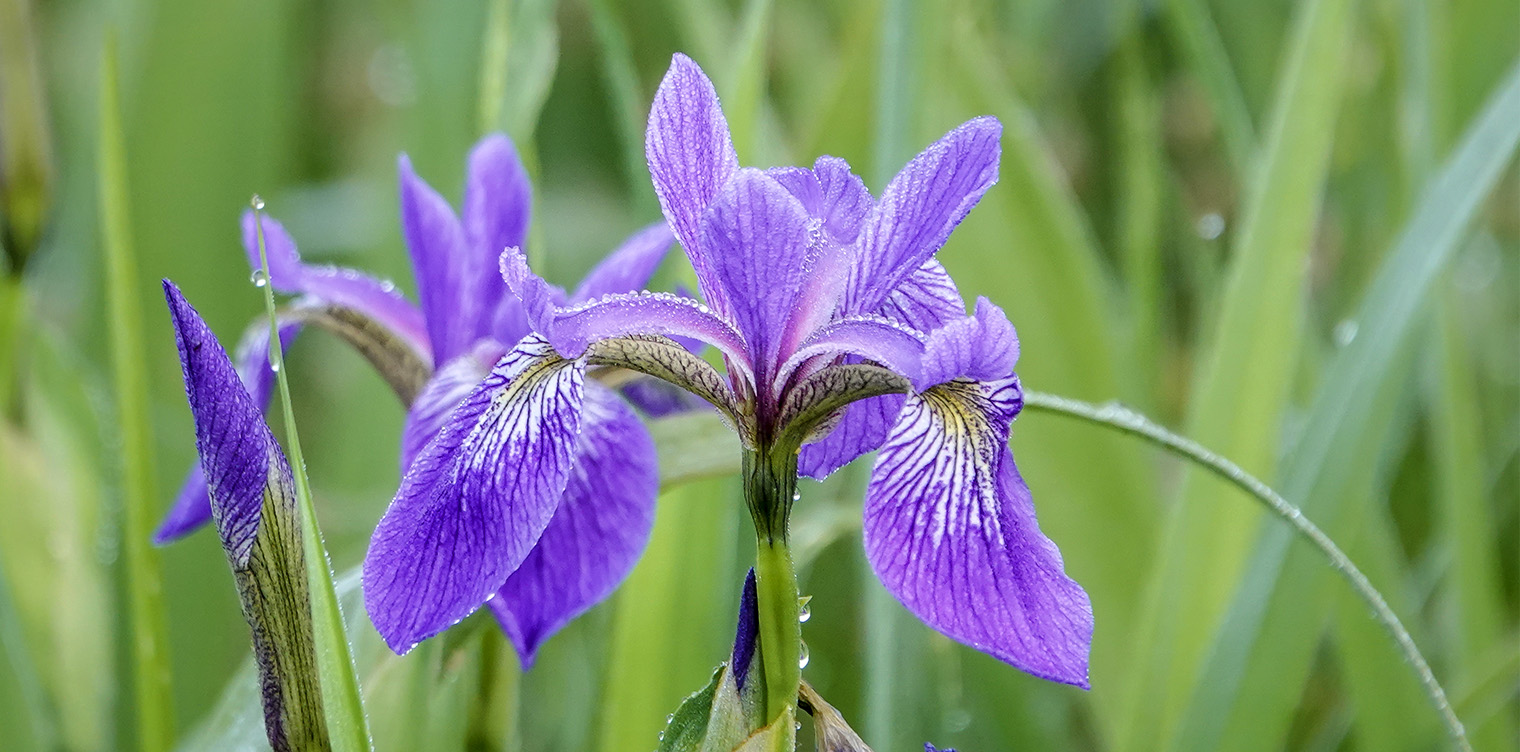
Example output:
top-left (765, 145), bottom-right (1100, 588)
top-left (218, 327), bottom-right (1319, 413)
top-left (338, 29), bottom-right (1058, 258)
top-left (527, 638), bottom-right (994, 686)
top-left (743, 449), bottom-right (801, 724)
top-left (0, 273), bottom-right (24, 419)
top-left (1021, 390), bottom-right (1471, 752)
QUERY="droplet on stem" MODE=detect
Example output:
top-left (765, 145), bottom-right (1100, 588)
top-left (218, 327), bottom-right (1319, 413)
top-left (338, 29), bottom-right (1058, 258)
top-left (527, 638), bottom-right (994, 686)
top-left (250, 269), bottom-right (269, 288)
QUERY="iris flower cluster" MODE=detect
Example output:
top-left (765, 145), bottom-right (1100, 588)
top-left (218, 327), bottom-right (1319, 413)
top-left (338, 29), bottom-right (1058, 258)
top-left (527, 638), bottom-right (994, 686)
top-left (162, 51), bottom-right (1094, 735)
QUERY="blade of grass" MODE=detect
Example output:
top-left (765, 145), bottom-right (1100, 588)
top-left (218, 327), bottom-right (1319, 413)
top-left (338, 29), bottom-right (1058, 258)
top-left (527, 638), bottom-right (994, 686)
top-left (251, 200), bottom-right (372, 751)
top-left (1172, 58), bottom-right (1520, 752)
top-left (723, 0), bottom-right (774, 163)
top-left (1428, 289), bottom-right (1509, 750)
top-left (1160, 0), bottom-right (1258, 176)
top-left (1113, 25), bottom-right (1166, 411)
top-left (1119, 0), bottom-right (1358, 746)
top-left (585, 0), bottom-right (657, 208)
top-left (99, 34), bottom-right (175, 752)
top-left (0, 458), bottom-right (57, 752)
top-left (1020, 391), bottom-right (1469, 751)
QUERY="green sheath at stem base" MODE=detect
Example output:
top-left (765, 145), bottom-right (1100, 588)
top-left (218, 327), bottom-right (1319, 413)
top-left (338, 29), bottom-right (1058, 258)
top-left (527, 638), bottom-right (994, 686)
top-left (743, 449), bottom-right (802, 724)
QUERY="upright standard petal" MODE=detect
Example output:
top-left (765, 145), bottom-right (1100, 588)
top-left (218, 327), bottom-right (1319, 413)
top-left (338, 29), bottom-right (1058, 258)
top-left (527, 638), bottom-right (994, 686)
top-left (845, 117), bottom-right (1002, 315)
top-left (399, 154), bottom-right (475, 364)
top-left (766, 156), bottom-right (872, 247)
top-left (463, 134), bottom-right (533, 340)
top-left (487, 381), bottom-right (656, 665)
top-left (863, 378), bottom-right (1092, 687)
top-left (917, 297), bottom-right (1019, 390)
top-left (570, 222), bottom-right (675, 303)
top-left (363, 336), bottom-right (585, 653)
top-left (646, 53), bottom-right (739, 315)
top-left (700, 168), bottom-right (814, 378)
top-left (155, 320), bottom-right (301, 544)
top-left (242, 210), bottom-right (431, 360)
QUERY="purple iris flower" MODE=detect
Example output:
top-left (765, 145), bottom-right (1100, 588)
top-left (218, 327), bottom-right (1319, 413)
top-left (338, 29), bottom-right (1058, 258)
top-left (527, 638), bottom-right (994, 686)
top-left (155, 134), bottom-right (675, 665)
top-left (365, 55), bottom-right (1092, 687)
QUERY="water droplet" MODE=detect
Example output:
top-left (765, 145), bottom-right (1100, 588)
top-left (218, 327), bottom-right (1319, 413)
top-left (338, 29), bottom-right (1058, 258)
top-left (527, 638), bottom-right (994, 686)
top-left (250, 194), bottom-right (265, 210)
top-left (268, 361), bottom-right (281, 373)
top-left (250, 269), bottom-right (269, 287)
top-left (1195, 212), bottom-right (1225, 240)
top-left (792, 492), bottom-right (801, 503)
top-left (1332, 319), bottom-right (1358, 347)
top-left (798, 602), bottom-right (811, 623)
top-left (798, 641), bottom-right (810, 669)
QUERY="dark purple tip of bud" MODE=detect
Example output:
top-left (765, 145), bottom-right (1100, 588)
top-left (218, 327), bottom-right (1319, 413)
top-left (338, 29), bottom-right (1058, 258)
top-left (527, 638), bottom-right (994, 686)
top-left (731, 568), bottom-right (759, 690)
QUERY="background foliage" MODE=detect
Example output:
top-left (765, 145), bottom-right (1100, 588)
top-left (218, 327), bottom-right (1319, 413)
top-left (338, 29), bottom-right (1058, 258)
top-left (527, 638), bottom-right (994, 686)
top-left (0, 0), bottom-right (1516, 749)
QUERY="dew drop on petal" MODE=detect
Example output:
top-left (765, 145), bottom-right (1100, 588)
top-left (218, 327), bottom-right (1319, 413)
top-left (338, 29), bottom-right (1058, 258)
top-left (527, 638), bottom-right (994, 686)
top-left (250, 269), bottom-right (269, 287)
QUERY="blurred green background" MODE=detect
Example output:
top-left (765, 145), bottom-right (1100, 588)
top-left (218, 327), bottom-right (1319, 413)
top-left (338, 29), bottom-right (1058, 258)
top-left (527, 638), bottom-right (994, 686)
top-left (1, 0), bottom-right (1517, 749)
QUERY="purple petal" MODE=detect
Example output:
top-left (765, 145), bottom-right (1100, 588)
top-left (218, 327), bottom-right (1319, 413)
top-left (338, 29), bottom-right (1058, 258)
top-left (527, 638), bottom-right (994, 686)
top-left (242, 210), bottom-right (431, 361)
top-left (617, 377), bottom-right (709, 418)
top-left (463, 134), bottom-right (534, 342)
top-left (162, 281), bottom-right (289, 565)
top-left (918, 297), bottom-right (1019, 390)
top-left (845, 117), bottom-right (1002, 315)
top-left (399, 340), bottom-right (505, 473)
top-left (501, 246), bottom-right (755, 380)
top-left (775, 315), bottom-right (926, 393)
top-left (646, 53), bottom-right (739, 315)
top-left (863, 377), bottom-right (1092, 687)
top-left (571, 223), bottom-right (676, 303)
top-left (768, 156), bottom-right (872, 247)
top-left (875, 259), bottom-right (966, 333)
top-left (155, 320), bottom-right (302, 544)
top-left (486, 381), bottom-right (656, 665)
top-left (363, 336), bottom-right (585, 653)
top-left (797, 392), bottom-right (904, 480)
top-left (399, 154), bottom-right (476, 364)
top-left (699, 168), bottom-right (816, 378)
top-left (730, 568), bottom-right (759, 691)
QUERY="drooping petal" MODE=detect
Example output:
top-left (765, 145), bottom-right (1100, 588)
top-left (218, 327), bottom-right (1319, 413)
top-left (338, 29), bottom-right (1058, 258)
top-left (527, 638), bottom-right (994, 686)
top-left (398, 340), bottom-right (504, 473)
top-left (863, 378), bottom-right (1092, 687)
top-left (845, 117), bottom-right (1002, 315)
top-left (242, 210), bottom-right (431, 360)
top-left (501, 246), bottom-right (754, 381)
top-left (399, 154), bottom-right (475, 364)
top-left (700, 168), bottom-right (815, 378)
top-left (363, 336), bottom-right (585, 653)
top-left (570, 223), bottom-right (676, 303)
top-left (155, 320), bottom-right (301, 544)
top-left (646, 53), bottom-right (739, 315)
top-left (917, 297), bottom-right (1019, 390)
top-left (486, 381), bottom-right (656, 665)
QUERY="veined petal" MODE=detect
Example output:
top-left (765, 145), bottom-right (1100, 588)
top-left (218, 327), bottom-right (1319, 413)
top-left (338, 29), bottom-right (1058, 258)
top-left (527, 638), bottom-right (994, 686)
top-left (501, 246), bottom-right (755, 383)
top-left (487, 381), bottom-right (656, 665)
top-left (363, 336), bottom-right (585, 653)
top-left (767, 156), bottom-right (872, 246)
top-left (463, 134), bottom-right (533, 342)
top-left (918, 297), bottom-right (1019, 390)
top-left (775, 315), bottom-right (926, 392)
top-left (845, 117), bottom-right (1001, 315)
top-left (242, 211), bottom-right (430, 360)
top-left (876, 259), bottom-right (965, 333)
top-left (399, 153), bottom-right (476, 364)
top-left (646, 53), bottom-right (739, 315)
top-left (155, 320), bottom-right (301, 544)
top-left (797, 393), bottom-right (903, 480)
top-left (700, 168), bottom-right (815, 376)
top-left (570, 222), bottom-right (675, 303)
top-left (163, 281), bottom-right (283, 564)
top-left (399, 340), bottom-right (504, 473)
top-left (863, 378), bottom-right (1092, 687)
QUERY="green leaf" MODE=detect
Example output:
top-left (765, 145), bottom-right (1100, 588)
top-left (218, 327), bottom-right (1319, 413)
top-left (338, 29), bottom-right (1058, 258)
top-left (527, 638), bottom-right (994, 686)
top-left (477, 0), bottom-right (559, 142)
top-left (1119, 0), bottom-right (1359, 745)
top-left (1159, 0), bottom-right (1258, 176)
top-left (585, 0), bottom-right (658, 206)
top-left (252, 207), bottom-right (373, 751)
top-left (1173, 57), bottom-right (1520, 752)
top-left (722, 0), bottom-right (774, 162)
top-left (656, 667), bottom-right (724, 752)
top-left (99, 34), bottom-right (176, 752)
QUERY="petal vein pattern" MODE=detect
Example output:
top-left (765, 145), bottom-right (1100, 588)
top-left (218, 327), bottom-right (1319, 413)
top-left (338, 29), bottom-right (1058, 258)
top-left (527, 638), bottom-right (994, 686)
top-left (864, 378), bottom-right (1092, 687)
top-left (363, 336), bottom-right (584, 653)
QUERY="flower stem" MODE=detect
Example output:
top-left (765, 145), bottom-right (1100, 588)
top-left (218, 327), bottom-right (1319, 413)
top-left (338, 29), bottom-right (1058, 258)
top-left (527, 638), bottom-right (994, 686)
top-left (1021, 390), bottom-right (1471, 752)
top-left (743, 449), bottom-right (802, 724)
